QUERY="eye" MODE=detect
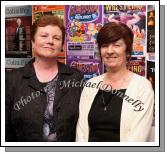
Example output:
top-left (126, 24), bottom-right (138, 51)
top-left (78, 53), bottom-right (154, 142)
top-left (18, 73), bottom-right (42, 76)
top-left (114, 44), bottom-right (120, 47)
top-left (53, 37), bottom-right (62, 41)
top-left (41, 35), bottom-right (47, 38)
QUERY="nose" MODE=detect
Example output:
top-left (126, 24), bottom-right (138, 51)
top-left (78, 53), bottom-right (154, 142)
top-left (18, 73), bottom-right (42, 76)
top-left (46, 36), bottom-right (54, 45)
top-left (106, 44), bottom-right (114, 54)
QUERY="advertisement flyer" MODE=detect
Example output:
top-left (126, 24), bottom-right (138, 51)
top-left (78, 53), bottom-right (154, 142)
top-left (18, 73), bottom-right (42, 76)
top-left (66, 5), bottom-right (102, 58)
top-left (147, 5), bottom-right (155, 53)
top-left (103, 5), bottom-right (146, 55)
top-left (32, 5), bottom-right (65, 22)
top-left (5, 5), bottom-right (32, 58)
top-left (67, 58), bottom-right (103, 80)
top-left (128, 57), bottom-right (145, 76)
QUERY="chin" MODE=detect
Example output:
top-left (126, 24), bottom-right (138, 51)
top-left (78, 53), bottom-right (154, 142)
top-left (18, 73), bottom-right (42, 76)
top-left (37, 54), bottom-right (58, 59)
top-left (46, 54), bottom-right (59, 59)
top-left (105, 63), bottom-right (117, 68)
top-left (107, 66), bottom-right (117, 70)
top-left (105, 64), bottom-right (118, 70)
top-left (45, 51), bottom-right (59, 57)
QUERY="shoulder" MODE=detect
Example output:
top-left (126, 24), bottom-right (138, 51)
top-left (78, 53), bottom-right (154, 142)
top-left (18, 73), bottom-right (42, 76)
top-left (57, 62), bottom-right (84, 78)
top-left (86, 73), bottom-right (106, 84)
top-left (132, 73), bottom-right (153, 90)
top-left (81, 73), bottom-right (106, 93)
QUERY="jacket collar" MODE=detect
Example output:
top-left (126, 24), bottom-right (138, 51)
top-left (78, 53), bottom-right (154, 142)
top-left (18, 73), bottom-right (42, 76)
top-left (23, 57), bottom-right (73, 78)
top-left (22, 58), bottom-right (74, 95)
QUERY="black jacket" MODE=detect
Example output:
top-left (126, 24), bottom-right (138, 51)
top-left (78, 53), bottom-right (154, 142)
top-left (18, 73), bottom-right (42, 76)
top-left (5, 58), bottom-right (84, 142)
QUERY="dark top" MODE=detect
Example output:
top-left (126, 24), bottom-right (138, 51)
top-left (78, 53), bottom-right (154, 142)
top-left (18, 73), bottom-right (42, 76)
top-left (43, 75), bottom-right (58, 141)
top-left (5, 58), bottom-right (84, 142)
top-left (88, 89), bottom-right (126, 142)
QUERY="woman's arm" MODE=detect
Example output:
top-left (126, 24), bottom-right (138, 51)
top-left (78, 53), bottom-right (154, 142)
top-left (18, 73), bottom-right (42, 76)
top-left (126, 81), bottom-right (154, 141)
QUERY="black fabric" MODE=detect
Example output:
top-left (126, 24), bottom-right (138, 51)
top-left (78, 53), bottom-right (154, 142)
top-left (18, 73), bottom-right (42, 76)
top-left (5, 58), bottom-right (84, 142)
top-left (88, 89), bottom-right (126, 142)
top-left (43, 75), bottom-right (58, 141)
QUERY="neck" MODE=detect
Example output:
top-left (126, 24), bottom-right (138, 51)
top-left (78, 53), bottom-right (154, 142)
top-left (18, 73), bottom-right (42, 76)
top-left (33, 57), bottom-right (58, 83)
top-left (34, 57), bottom-right (58, 70)
top-left (104, 66), bottom-right (132, 90)
top-left (106, 66), bottom-right (129, 82)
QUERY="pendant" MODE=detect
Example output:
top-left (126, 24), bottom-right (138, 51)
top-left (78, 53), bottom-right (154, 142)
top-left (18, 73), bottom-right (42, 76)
top-left (104, 107), bottom-right (107, 111)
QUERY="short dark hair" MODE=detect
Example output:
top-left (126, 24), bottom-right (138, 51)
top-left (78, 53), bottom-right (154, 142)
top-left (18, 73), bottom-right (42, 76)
top-left (31, 15), bottom-right (65, 45)
top-left (96, 22), bottom-right (134, 58)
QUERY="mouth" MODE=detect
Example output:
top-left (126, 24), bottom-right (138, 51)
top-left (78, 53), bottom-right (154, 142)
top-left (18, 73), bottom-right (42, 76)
top-left (43, 47), bottom-right (55, 51)
top-left (106, 56), bottom-right (118, 59)
top-left (104, 56), bottom-right (118, 62)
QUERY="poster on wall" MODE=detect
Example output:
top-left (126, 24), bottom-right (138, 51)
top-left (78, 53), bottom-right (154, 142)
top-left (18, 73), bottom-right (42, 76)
top-left (147, 60), bottom-right (155, 92)
top-left (66, 5), bottom-right (102, 59)
top-left (147, 60), bottom-right (155, 126)
top-left (103, 5), bottom-right (146, 56)
top-left (67, 58), bottom-right (103, 80)
top-left (128, 57), bottom-right (145, 76)
top-left (147, 5), bottom-right (155, 53)
top-left (32, 5), bottom-right (65, 22)
top-left (32, 5), bottom-right (66, 62)
top-left (5, 5), bottom-right (32, 68)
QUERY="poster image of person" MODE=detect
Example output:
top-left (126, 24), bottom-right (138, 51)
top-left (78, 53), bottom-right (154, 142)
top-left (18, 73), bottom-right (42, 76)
top-left (13, 18), bottom-right (26, 51)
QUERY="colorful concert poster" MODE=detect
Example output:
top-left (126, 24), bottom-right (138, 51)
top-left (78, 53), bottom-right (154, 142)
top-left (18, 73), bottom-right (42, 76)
top-left (128, 57), bottom-right (145, 76)
top-left (103, 5), bottom-right (146, 55)
top-left (32, 5), bottom-right (65, 22)
top-left (67, 58), bottom-right (103, 80)
top-left (66, 5), bottom-right (102, 58)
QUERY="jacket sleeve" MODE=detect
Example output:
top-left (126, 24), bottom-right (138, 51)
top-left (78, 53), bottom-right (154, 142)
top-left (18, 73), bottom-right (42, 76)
top-left (5, 71), bottom-right (16, 141)
top-left (126, 80), bottom-right (154, 141)
top-left (75, 87), bottom-right (88, 142)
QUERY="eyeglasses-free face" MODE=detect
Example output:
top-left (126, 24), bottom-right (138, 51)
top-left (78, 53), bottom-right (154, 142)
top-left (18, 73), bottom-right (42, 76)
top-left (32, 25), bottom-right (63, 59)
top-left (100, 38), bottom-right (127, 71)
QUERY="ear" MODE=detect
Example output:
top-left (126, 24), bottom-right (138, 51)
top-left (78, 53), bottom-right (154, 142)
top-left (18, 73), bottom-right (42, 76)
top-left (31, 40), bottom-right (35, 49)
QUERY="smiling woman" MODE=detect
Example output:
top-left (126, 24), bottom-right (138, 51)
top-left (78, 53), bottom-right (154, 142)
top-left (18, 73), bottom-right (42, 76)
top-left (76, 22), bottom-right (154, 142)
top-left (5, 15), bottom-right (84, 142)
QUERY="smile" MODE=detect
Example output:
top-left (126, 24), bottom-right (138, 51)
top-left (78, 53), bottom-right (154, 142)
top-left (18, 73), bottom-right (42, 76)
top-left (43, 47), bottom-right (55, 50)
top-left (106, 57), bottom-right (117, 59)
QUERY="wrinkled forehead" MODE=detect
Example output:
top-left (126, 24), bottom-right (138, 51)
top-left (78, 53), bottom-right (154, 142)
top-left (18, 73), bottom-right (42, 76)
top-left (36, 25), bottom-right (62, 36)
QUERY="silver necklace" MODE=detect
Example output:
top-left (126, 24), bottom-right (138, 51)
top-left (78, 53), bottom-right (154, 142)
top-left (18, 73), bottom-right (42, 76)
top-left (101, 90), bottom-right (113, 111)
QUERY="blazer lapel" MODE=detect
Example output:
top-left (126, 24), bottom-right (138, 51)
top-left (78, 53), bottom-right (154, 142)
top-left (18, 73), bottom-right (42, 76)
top-left (28, 76), bottom-right (45, 93)
top-left (54, 74), bottom-right (70, 108)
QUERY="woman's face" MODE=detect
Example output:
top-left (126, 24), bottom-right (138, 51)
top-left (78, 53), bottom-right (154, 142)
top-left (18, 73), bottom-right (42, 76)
top-left (100, 38), bottom-right (127, 71)
top-left (32, 25), bottom-right (63, 59)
